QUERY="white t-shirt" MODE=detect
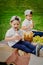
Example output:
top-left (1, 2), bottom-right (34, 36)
top-left (5, 28), bottom-right (23, 47)
top-left (22, 19), bottom-right (33, 31)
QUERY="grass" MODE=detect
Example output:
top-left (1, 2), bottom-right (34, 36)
top-left (0, 0), bottom-right (43, 40)
top-left (33, 15), bottom-right (43, 30)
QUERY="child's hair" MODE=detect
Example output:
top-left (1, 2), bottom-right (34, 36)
top-left (24, 10), bottom-right (32, 16)
top-left (10, 16), bottom-right (21, 22)
top-left (30, 11), bottom-right (32, 14)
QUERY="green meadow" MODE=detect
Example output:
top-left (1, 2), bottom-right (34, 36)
top-left (0, 0), bottom-right (43, 40)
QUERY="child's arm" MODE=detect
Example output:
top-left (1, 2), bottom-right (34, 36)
top-left (30, 21), bottom-right (34, 29)
top-left (21, 26), bottom-right (29, 31)
top-left (5, 36), bottom-right (15, 41)
top-left (5, 35), bottom-right (22, 42)
top-left (21, 21), bottom-right (34, 31)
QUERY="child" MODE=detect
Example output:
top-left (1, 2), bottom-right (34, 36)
top-left (5, 16), bottom-right (43, 56)
top-left (22, 10), bottom-right (34, 31)
top-left (22, 9), bottom-right (43, 36)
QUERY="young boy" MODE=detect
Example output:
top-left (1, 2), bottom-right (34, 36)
top-left (5, 16), bottom-right (43, 56)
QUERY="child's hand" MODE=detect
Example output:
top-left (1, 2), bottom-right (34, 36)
top-left (15, 35), bottom-right (22, 40)
top-left (12, 34), bottom-right (22, 41)
top-left (27, 25), bottom-right (32, 31)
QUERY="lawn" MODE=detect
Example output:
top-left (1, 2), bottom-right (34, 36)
top-left (0, 0), bottom-right (43, 41)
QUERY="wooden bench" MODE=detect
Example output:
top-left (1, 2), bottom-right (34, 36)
top-left (0, 43), bottom-right (30, 65)
top-left (29, 54), bottom-right (43, 65)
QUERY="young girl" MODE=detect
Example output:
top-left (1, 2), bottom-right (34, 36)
top-left (22, 10), bottom-right (33, 31)
top-left (5, 16), bottom-right (43, 56)
top-left (22, 9), bottom-right (43, 36)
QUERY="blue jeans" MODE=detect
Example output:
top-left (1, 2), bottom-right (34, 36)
top-left (12, 40), bottom-right (36, 55)
top-left (32, 31), bottom-right (43, 37)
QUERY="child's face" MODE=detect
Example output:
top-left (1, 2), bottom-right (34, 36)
top-left (26, 14), bottom-right (32, 20)
top-left (10, 20), bottom-right (20, 30)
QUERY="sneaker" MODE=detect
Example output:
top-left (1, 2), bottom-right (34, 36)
top-left (40, 48), bottom-right (43, 57)
top-left (36, 44), bottom-right (41, 56)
